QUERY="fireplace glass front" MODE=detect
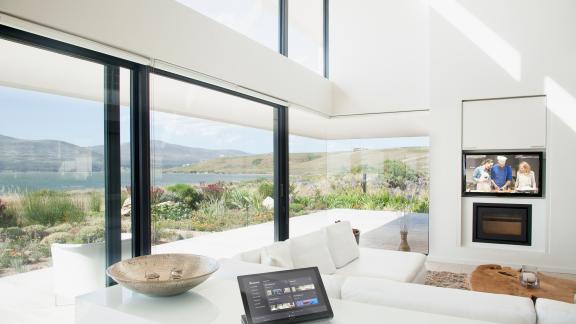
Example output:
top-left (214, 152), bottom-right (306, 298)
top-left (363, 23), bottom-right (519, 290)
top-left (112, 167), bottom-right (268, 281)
top-left (473, 203), bottom-right (531, 246)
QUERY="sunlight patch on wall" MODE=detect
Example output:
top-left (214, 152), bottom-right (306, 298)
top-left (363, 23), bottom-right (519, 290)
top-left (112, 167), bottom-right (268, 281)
top-left (545, 77), bottom-right (576, 133)
top-left (430, 0), bottom-right (522, 81)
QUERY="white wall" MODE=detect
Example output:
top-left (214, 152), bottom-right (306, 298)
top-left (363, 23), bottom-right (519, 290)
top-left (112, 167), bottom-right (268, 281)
top-left (428, 0), bottom-right (576, 272)
top-left (0, 0), bottom-right (332, 114)
top-left (330, 0), bottom-right (429, 115)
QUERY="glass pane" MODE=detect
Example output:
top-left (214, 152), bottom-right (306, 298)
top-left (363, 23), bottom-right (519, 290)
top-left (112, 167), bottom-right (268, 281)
top-left (326, 137), bottom-right (430, 254)
top-left (149, 73), bottom-right (274, 259)
top-left (288, 108), bottom-right (430, 254)
top-left (288, 0), bottom-right (324, 74)
top-left (289, 108), bottom-right (329, 236)
top-left (176, 0), bottom-right (279, 51)
top-left (0, 37), bottom-right (111, 321)
top-left (120, 68), bottom-right (132, 260)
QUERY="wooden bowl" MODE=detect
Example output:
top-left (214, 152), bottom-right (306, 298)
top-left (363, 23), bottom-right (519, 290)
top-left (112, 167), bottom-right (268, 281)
top-left (106, 254), bottom-right (219, 297)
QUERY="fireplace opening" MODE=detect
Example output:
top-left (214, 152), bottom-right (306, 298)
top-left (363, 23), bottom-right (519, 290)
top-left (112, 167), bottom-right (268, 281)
top-left (473, 203), bottom-right (531, 246)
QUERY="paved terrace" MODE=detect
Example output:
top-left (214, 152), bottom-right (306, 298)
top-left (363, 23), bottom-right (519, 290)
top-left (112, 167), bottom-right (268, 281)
top-left (0, 209), bottom-right (428, 324)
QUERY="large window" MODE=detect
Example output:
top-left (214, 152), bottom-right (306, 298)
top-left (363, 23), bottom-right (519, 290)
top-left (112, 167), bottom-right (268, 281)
top-left (149, 72), bottom-right (276, 258)
top-left (289, 108), bottom-right (430, 253)
top-left (175, 0), bottom-right (279, 51)
top-left (0, 36), bottom-right (131, 322)
top-left (288, 0), bottom-right (325, 75)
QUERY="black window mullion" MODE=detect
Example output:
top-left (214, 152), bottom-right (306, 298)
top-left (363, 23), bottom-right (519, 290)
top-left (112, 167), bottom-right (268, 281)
top-left (104, 65), bottom-right (122, 286)
top-left (130, 65), bottom-right (152, 257)
top-left (274, 106), bottom-right (290, 241)
top-left (279, 0), bottom-right (288, 56)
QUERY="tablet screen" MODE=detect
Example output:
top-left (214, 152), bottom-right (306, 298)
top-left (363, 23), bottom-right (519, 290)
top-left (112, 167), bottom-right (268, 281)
top-left (237, 267), bottom-right (333, 324)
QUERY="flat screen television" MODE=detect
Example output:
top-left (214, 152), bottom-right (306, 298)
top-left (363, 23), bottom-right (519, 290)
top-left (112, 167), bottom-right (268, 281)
top-left (462, 151), bottom-right (544, 197)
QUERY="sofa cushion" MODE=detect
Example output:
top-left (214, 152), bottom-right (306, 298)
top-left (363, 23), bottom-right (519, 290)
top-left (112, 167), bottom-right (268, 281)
top-left (290, 230), bottom-right (337, 275)
top-left (341, 276), bottom-right (536, 324)
top-left (320, 274), bottom-right (347, 299)
top-left (232, 248), bottom-right (262, 264)
top-left (535, 298), bottom-right (576, 324)
top-left (334, 248), bottom-right (426, 282)
top-left (213, 258), bottom-right (283, 280)
top-left (325, 221), bottom-right (359, 268)
top-left (261, 241), bottom-right (294, 268)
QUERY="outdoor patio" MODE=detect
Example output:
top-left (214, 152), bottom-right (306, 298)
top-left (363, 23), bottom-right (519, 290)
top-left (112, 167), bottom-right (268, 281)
top-left (0, 209), bottom-right (429, 324)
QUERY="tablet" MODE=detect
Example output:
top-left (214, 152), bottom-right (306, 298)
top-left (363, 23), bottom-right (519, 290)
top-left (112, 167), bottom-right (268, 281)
top-left (237, 267), bottom-right (334, 324)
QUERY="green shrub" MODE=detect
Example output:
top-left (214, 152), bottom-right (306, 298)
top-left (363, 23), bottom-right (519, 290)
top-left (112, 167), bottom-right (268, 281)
top-left (10, 257), bottom-right (25, 273)
top-left (88, 192), bottom-right (102, 213)
top-left (77, 225), bottom-right (104, 243)
top-left (166, 184), bottom-right (203, 209)
top-left (381, 160), bottom-right (420, 190)
top-left (152, 202), bottom-right (191, 221)
top-left (41, 232), bottom-right (74, 245)
top-left (0, 198), bottom-right (20, 227)
top-left (0, 247), bottom-right (11, 268)
top-left (289, 203), bottom-right (304, 214)
top-left (225, 189), bottom-right (252, 210)
top-left (411, 196), bottom-right (429, 213)
top-left (257, 182), bottom-right (274, 198)
top-left (22, 190), bottom-right (85, 226)
top-left (22, 224), bottom-right (47, 240)
top-left (45, 223), bottom-right (73, 234)
top-left (5, 227), bottom-right (24, 240)
top-left (25, 241), bottom-right (50, 263)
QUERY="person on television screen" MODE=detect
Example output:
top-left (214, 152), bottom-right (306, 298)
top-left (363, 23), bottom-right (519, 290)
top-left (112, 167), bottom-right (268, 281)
top-left (472, 159), bottom-right (493, 192)
top-left (491, 156), bottom-right (513, 191)
top-left (515, 161), bottom-right (537, 192)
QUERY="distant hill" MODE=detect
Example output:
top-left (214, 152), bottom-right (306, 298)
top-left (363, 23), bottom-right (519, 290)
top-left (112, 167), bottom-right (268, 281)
top-left (167, 147), bottom-right (429, 176)
top-left (90, 140), bottom-right (247, 169)
top-left (0, 134), bottom-right (103, 172)
top-left (0, 135), bottom-right (248, 172)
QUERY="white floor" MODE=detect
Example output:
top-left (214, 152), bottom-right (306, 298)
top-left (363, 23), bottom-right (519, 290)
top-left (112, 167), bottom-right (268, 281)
top-left (0, 209), bottom-right (401, 324)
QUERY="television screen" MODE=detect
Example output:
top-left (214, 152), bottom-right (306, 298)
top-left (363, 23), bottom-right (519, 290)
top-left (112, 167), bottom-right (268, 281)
top-left (463, 152), bottom-right (543, 197)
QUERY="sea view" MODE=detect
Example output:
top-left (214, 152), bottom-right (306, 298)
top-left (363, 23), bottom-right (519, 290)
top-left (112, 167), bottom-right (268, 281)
top-left (0, 171), bottom-right (272, 193)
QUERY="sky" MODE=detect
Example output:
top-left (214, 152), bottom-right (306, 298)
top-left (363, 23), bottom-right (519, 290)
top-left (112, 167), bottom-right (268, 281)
top-left (0, 86), bottom-right (428, 155)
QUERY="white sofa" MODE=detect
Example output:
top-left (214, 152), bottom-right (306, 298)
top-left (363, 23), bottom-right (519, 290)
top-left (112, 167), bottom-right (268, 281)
top-left (222, 221), bottom-right (576, 324)
top-left (233, 221), bottom-right (427, 283)
top-left (341, 276), bottom-right (536, 324)
top-left (535, 298), bottom-right (576, 324)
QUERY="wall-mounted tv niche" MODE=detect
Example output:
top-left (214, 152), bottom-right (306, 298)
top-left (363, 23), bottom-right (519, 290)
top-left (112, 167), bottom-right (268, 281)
top-left (462, 151), bottom-right (544, 198)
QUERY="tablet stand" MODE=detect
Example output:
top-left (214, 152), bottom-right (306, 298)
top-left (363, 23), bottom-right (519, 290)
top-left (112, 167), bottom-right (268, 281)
top-left (241, 314), bottom-right (248, 324)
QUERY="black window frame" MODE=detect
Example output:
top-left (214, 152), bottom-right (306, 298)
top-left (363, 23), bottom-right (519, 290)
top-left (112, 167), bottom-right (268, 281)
top-left (0, 24), bottom-right (291, 287)
top-left (280, 0), bottom-right (329, 78)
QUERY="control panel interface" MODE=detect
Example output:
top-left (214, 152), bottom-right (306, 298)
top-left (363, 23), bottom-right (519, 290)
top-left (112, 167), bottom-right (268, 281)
top-left (239, 269), bottom-right (329, 323)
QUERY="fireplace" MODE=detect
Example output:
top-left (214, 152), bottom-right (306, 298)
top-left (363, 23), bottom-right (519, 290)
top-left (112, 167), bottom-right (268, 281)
top-left (473, 203), bottom-right (532, 246)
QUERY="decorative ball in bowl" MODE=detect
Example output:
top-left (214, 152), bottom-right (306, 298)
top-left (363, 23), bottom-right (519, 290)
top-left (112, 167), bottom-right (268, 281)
top-left (106, 253), bottom-right (219, 297)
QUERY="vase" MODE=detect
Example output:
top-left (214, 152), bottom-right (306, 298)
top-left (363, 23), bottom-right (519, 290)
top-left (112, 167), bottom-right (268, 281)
top-left (398, 230), bottom-right (411, 252)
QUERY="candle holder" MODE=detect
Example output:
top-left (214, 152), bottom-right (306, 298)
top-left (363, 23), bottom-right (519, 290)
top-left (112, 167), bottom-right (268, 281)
top-left (519, 265), bottom-right (540, 289)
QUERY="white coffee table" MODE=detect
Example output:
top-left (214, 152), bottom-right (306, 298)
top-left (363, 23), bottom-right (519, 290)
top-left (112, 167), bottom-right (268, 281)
top-left (76, 279), bottom-right (496, 324)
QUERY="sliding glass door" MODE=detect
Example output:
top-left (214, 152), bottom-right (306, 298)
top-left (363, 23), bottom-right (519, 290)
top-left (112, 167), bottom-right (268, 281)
top-left (0, 36), bottom-right (132, 324)
top-left (149, 72), bottom-right (278, 258)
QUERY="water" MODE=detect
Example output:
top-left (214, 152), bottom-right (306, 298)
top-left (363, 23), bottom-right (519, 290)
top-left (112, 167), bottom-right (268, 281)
top-left (0, 171), bottom-right (272, 193)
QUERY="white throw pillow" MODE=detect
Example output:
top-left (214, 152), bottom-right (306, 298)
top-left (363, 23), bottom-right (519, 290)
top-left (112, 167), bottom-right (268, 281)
top-left (290, 230), bottom-right (337, 274)
top-left (261, 241), bottom-right (294, 268)
top-left (325, 221), bottom-right (359, 268)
